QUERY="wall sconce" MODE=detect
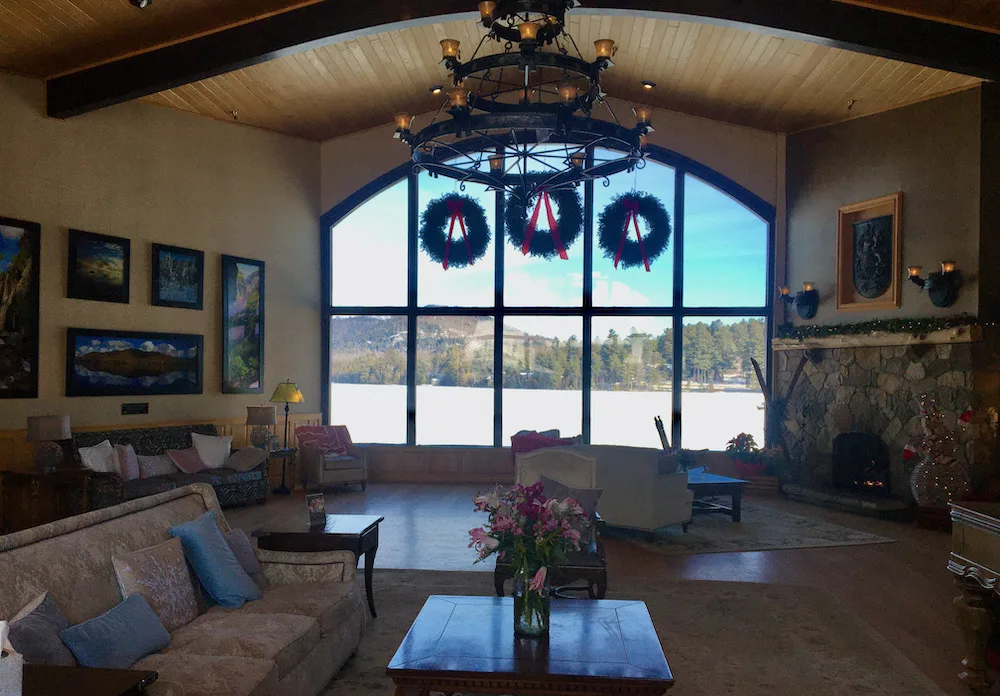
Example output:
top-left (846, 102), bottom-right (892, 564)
top-left (908, 262), bottom-right (962, 307)
top-left (393, 112), bottom-right (413, 138)
top-left (779, 282), bottom-right (819, 320)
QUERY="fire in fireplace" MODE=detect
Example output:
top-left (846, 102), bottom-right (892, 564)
top-left (832, 431), bottom-right (891, 497)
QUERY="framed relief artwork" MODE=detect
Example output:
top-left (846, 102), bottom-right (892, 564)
top-left (152, 243), bottom-right (204, 310)
top-left (67, 229), bottom-right (131, 303)
top-left (221, 254), bottom-right (264, 394)
top-left (0, 216), bottom-right (41, 398)
top-left (66, 328), bottom-right (203, 396)
top-left (836, 192), bottom-right (902, 312)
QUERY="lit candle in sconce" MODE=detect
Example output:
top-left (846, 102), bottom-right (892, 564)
top-left (634, 105), bottom-right (653, 127)
top-left (802, 282), bottom-right (815, 292)
top-left (908, 266), bottom-right (922, 278)
top-left (558, 83), bottom-right (578, 104)
top-left (941, 261), bottom-right (957, 274)
top-left (440, 39), bottom-right (460, 60)
top-left (478, 1), bottom-right (497, 21)
top-left (489, 153), bottom-right (504, 174)
top-left (448, 85), bottom-right (469, 109)
top-left (594, 39), bottom-right (616, 59)
top-left (779, 286), bottom-right (791, 296)
top-left (394, 113), bottom-right (414, 131)
top-left (570, 151), bottom-right (586, 169)
top-left (518, 22), bottom-right (540, 41)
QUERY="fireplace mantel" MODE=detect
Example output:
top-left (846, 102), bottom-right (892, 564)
top-left (772, 324), bottom-right (981, 351)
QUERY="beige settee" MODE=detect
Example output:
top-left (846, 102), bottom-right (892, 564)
top-left (0, 484), bottom-right (366, 696)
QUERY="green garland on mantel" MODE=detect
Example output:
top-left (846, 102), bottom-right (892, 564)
top-left (775, 314), bottom-right (979, 340)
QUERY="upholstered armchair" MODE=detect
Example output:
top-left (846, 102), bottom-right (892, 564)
top-left (295, 425), bottom-right (368, 491)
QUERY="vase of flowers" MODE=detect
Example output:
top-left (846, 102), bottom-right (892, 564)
top-left (469, 482), bottom-right (589, 638)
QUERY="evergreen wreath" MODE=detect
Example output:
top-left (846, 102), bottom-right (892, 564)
top-left (597, 191), bottom-right (672, 270)
top-left (505, 177), bottom-right (584, 260)
top-left (419, 194), bottom-right (491, 269)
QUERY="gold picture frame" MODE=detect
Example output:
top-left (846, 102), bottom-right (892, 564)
top-left (836, 192), bottom-right (902, 312)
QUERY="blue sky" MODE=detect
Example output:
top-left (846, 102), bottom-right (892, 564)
top-left (0, 224), bottom-right (25, 274)
top-left (329, 156), bottom-right (768, 334)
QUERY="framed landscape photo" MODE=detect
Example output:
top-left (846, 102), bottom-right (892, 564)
top-left (66, 328), bottom-right (203, 396)
top-left (152, 243), bottom-right (204, 310)
top-left (67, 229), bottom-right (130, 303)
top-left (221, 254), bottom-right (264, 394)
top-left (836, 192), bottom-right (902, 312)
top-left (0, 216), bottom-right (41, 398)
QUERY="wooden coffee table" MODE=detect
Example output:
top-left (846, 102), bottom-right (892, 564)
top-left (687, 470), bottom-right (747, 523)
top-left (23, 665), bottom-right (157, 695)
top-left (255, 513), bottom-right (383, 617)
top-left (387, 595), bottom-right (673, 695)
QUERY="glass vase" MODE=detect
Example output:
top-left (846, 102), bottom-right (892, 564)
top-left (512, 564), bottom-right (550, 638)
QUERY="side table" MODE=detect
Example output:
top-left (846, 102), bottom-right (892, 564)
top-left (268, 447), bottom-right (297, 496)
top-left (0, 469), bottom-right (91, 534)
top-left (23, 665), bottom-right (157, 695)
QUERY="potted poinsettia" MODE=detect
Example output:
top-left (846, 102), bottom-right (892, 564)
top-left (469, 482), bottom-right (590, 637)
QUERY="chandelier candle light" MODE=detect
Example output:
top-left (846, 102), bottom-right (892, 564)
top-left (394, 0), bottom-right (654, 206)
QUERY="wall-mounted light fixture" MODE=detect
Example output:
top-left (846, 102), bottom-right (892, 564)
top-left (908, 262), bottom-right (962, 307)
top-left (779, 282), bottom-right (819, 320)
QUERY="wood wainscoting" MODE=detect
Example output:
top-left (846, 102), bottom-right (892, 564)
top-left (0, 413), bottom-right (323, 491)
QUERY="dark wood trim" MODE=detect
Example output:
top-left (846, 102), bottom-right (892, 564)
top-left (47, 0), bottom-right (1000, 120)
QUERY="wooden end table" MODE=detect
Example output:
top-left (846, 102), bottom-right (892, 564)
top-left (256, 513), bottom-right (383, 617)
top-left (387, 595), bottom-right (673, 696)
top-left (23, 665), bottom-right (157, 695)
top-left (687, 471), bottom-right (747, 523)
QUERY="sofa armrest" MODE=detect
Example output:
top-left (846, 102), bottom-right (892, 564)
top-left (255, 548), bottom-right (357, 585)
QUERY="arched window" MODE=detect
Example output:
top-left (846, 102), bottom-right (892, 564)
top-left (322, 146), bottom-right (774, 449)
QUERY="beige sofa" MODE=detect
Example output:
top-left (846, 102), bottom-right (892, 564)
top-left (0, 484), bottom-right (366, 696)
top-left (549, 445), bottom-right (694, 532)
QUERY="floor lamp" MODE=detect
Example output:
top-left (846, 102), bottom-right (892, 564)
top-left (270, 380), bottom-right (304, 495)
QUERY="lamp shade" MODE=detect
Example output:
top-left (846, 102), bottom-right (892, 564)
top-left (26, 415), bottom-right (71, 442)
top-left (246, 405), bottom-right (277, 426)
top-left (270, 381), bottom-right (304, 405)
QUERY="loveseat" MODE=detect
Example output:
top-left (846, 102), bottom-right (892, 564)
top-left (0, 484), bottom-right (367, 696)
top-left (74, 425), bottom-right (269, 509)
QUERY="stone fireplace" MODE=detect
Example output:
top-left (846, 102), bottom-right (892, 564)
top-left (773, 328), bottom-right (1000, 502)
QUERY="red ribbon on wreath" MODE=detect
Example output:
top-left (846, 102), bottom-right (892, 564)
top-left (443, 198), bottom-right (475, 270)
top-left (522, 189), bottom-right (569, 260)
top-left (614, 198), bottom-right (651, 272)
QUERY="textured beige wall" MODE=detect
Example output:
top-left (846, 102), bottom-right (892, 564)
top-left (785, 88), bottom-right (982, 325)
top-left (319, 97), bottom-right (784, 214)
top-left (0, 71), bottom-right (321, 430)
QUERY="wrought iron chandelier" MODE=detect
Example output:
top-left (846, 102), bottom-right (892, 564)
top-left (393, 0), bottom-right (654, 202)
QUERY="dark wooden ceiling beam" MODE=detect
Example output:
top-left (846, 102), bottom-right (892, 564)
top-left (46, 0), bottom-right (1000, 119)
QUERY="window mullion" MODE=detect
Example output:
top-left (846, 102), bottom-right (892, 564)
top-left (672, 171), bottom-right (685, 449)
top-left (406, 171), bottom-right (418, 446)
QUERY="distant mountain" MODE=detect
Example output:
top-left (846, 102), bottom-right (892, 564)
top-left (77, 349), bottom-right (197, 378)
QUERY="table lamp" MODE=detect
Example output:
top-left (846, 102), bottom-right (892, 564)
top-left (246, 405), bottom-right (277, 450)
top-left (270, 380), bottom-right (304, 495)
top-left (26, 415), bottom-right (71, 473)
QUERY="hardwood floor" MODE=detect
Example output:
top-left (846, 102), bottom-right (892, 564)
top-left (225, 484), bottom-right (965, 695)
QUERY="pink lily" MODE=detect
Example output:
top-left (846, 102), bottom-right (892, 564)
top-left (528, 566), bottom-right (548, 592)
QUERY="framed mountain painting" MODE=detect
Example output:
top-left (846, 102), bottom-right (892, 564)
top-left (0, 216), bottom-right (40, 398)
top-left (221, 254), bottom-right (264, 394)
top-left (67, 229), bottom-right (131, 304)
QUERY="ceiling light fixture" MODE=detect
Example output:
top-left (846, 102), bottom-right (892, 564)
top-left (393, 0), bottom-right (652, 203)
top-left (430, 85), bottom-right (444, 95)
top-left (641, 80), bottom-right (656, 90)
top-left (129, 0), bottom-right (152, 8)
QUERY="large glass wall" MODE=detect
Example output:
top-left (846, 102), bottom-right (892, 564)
top-left (324, 147), bottom-right (773, 449)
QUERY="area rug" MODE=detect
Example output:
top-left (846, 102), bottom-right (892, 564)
top-left (323, 569), bottom-right (945, 696)
top-left (602, 500), bottom-right (896, 555)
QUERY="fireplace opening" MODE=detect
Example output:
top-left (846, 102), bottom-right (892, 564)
top-left (832, 431), bottom-right (891, 497)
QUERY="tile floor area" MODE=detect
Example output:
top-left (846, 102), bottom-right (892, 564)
top-left (225, 483), bottom-right (966, 695)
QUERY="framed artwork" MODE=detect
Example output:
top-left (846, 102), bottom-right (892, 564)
top-left (66, 328), bottom-right (203, 396)
top-left (836, 192), bottom-right (903, 312)
top-left (152, 243), bottom-right (204, 310)
top-left (221, 254), bottom-right (264, 394)
top-left (0, 216), bottom-right (40, 398)
top-left (67, 229), bottom-right (130, 303)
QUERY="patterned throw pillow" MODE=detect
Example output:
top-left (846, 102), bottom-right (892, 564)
top-left (295, 426), bottom-right (348, 455)
top-left (226, 447), bottom-right (267, 473)
top-left (115, 444), bottom-right (140, 481)
top-left (112, 537), bottom-right (199, 632)
top-left (136, 454), bottom-right (177, 479)
top-left (167, 447), bottom-right (206, 474)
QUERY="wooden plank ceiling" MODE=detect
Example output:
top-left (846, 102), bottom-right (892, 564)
top-left (137, 14), bottom-right (980, 139)
top-left (0, 0), bottom-right (986, 140)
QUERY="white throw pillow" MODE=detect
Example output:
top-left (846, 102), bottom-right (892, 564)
top-left (191, 433), bottom-right (233, 469)
top-left (78, 440), bottom-right (119, 474)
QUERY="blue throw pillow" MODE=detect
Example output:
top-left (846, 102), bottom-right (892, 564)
top-left (169, 511), bottom-right (261, 608)
top-left (60, 595), bottom-right (169, 669)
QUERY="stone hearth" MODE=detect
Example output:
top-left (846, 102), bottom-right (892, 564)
top-left (774, 342), bottom-right (982, 499)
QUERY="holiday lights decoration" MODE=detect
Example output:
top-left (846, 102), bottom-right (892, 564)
top-left (908, 394), bottom-right (972, 508)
